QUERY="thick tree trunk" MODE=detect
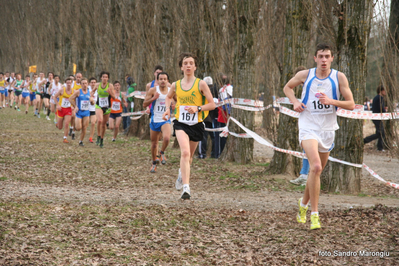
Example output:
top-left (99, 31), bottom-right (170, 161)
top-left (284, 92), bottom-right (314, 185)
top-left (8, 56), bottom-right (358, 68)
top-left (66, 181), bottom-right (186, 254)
top-left (220, 0), bottom-right (260, 164)
top-left (381, 0), bottom-right (399, 154)
top-left (269, 0), bottom-right (312, 175)
top-left (322, 0), bottom-right (373, 194)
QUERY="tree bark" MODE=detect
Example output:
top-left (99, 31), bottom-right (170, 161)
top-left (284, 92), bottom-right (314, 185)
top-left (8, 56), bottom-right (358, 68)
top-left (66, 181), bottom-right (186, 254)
top-left (381, 0), bottom-right (399, 154)
top-left (322, 0), bottom-right (373, 194)
top-left (219, 0), bottom-right (260, 164)
top-left (269, 0), bottom-right (313, 175)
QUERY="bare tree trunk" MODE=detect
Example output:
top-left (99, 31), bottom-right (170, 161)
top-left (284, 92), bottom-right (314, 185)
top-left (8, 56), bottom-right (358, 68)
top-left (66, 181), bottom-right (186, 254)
top-left (220, 0), bottom-right (260, 164)
top-left (322, 0), bottom-right (373, 194)
top-left (269, 0), bottom-right (313, 175)
top-left (381, 0), bottom-right (399, 155)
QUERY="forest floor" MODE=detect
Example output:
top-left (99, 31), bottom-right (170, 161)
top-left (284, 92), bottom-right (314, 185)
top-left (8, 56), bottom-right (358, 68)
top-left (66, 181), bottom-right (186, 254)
top-left (0, 106), bottom-right (398, 265)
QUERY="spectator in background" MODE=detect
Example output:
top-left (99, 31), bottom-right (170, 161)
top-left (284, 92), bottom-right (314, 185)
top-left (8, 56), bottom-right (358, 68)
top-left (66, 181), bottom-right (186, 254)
top-left (198, 76), bottom-right (218, 159)
top-left (215, 75), bottom-right (233, 158)
top-left (364, 96), bottom-right (371, 111)
top-left (364, 85), bottom-right (387, 151)
top-left (123, 76), bottom-right (136, 134)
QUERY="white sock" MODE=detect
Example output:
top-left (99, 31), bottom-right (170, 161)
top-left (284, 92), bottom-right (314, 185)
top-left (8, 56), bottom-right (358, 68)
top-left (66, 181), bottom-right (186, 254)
top-left (300, 201), bottom-right (308, 208)
top-left (70, 126), bottom-right (73, 129)
top-left (311, 212), bottom-right (319, 216)
top-left (183, 184), bottom-right (190, 190)
top-left (63, 136), bottom-right (67, 139)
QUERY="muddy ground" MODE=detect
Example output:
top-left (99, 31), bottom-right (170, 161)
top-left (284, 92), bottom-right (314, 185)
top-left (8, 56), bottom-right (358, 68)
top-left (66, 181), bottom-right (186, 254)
top-left (0, 107), bottom-right (398, 265)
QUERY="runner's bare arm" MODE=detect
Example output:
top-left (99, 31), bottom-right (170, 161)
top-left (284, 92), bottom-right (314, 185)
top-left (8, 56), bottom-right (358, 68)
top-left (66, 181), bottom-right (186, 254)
top-left (162, 82), bottom-right (176, 120)
top-left (319, 72), bottom-right (355, 110)
top-left (54, 90), bottom-right (63, 110)
top-left (107, 84), bottom-right (116, 99)
top-left (143, 87), bottom-right (157, 108)
top-left (145, 82), bottom-right (152, 93)
top-left (198, 80), bottom-right (216, 112)
top-left (69, 90), bottom-right (80, 108)
top-left (283, 70), bottom-right (309, 112)
top-left (91, 83), bottom-right (100, 94)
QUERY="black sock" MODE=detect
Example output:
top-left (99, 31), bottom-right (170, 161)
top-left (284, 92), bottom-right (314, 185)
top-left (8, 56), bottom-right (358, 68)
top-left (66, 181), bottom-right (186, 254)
top-left (160, 151), bottom-right (164, 155)
top-left (153, 161), bottom-right (157, 165)
top-left (47, 109), bottom-right (51, 116)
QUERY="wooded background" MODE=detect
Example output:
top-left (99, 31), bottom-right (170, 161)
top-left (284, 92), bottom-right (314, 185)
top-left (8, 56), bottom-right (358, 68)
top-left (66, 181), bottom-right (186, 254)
top-left (0, 0), bottom-right (398, 193)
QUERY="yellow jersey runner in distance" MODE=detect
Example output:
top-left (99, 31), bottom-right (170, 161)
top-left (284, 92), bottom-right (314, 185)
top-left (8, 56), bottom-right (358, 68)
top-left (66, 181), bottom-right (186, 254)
top-left (175, 78), bottom-right (209, 125)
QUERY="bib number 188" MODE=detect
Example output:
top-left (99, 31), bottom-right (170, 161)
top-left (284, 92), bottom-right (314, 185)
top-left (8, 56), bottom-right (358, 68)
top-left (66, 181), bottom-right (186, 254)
top-left (312, 100), bottom-right (330, 110)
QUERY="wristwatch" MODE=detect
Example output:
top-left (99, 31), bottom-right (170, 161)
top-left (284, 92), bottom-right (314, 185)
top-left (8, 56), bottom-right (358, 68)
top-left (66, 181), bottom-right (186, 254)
top-left (198, 106), bottom-right (202, 112)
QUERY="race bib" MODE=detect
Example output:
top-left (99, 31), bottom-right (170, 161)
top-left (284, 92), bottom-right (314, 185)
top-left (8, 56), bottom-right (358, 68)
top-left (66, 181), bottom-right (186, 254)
top-left (99, 97), bottom-right (109, 108)
top-left (310, 88), bottom-right (333, 115)
top-left (111, 101), bottom-right (121, 111)
top-left (179, 106), bottom-right (198, 125)
top-left (81, 100), bottom-right (90, 111)
top-left (61, 98), bottom-right (71, 108)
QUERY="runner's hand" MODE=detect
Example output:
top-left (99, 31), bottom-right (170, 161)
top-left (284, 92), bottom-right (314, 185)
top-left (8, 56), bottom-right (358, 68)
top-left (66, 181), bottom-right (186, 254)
top-left (153, 92), bottom-right (160, 100)
top-left (293, 101), bottom-right (306, 113)
top-left (162, 109), bottom-right (170, 121)
top-left (319, 93), bottom-right (332, 105)
top-left (56, 105), bottom-right (61, 111)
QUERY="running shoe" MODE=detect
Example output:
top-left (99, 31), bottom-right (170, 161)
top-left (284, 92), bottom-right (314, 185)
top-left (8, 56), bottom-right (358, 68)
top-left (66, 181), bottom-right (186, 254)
top-left (46, 116), bottom-right (50, 120)
top-left (17, 108), bottom-right (20, 111)
top-left (79, 141), bottom-right (84, 147)
top-left (310, 213), bottom-right (321, 230)
top-left (150, 164), bottom-right (157, 173)
top-left (296, 198), bottom-right (308, 224)
top-left (71, 133), bottom-right (75, 140)
top-left (25, 111), bottom-right (28, 114)
top-left (160, 153), bottom-right (166, 165)
top-left (37, 114), bottom-right (41, 118)
top-left (96, 136), bottom-right (100, 145)
top-left (175, 168), bottom-right (183, 191)
top-left (100, 139), bottom-right (104, 148)
top-left (69, 128), bottom-right (72, 136)
top-left (63, 139), bottom-right (69, 143)
top-left (290, 174), bottom-right (308, 186)
top-left (89, 137), bottom-right (94, 143)
top-left (14, 106), bottom-right (17, 110)
top-left (112, 138), bottom-right (116, 142)
top-left (181, 186), bottom-right (191, 200)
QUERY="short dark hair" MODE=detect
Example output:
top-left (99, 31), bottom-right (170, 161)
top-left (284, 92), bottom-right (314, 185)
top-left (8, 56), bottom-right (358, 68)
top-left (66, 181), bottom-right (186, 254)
top-left (113, 81), bottom-right (120, 85)
top-left (0, 72), bottom-right (3, 75)
top-left (100, 71), bottom-right (110, 79)
top-left (294, 66), bottom-right (306, 74)
top-left (154, 65), bottom-right (163, 72)
top-left (89, 77), bottom-right (97, 83)
top-left (25, 74), bottom-right (30, 78)
top-left (178, 52), bottom-right (197, 68)
top-left (54, 75), bottom-right (60, 79)
top-left (48, 72), bottom-right (54, 76)
top-left (221, 75), bottom-right (230, 85)
top-left (315, 43), bottom-right (334, 57)
top-left (377, 85), bottom-right (385, 94)
top-left (65, 78), bottom-right (73, 83)
top-left (157, 72), bottom-right (169, 81)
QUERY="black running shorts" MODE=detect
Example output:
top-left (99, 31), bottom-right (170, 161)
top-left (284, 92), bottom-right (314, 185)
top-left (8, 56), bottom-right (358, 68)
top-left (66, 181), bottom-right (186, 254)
top-left (173, 120), bottom-right (205, 142)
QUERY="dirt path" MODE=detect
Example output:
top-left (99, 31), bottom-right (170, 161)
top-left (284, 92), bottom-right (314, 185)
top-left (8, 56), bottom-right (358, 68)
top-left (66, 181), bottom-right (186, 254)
top-left (1, 106), bottom-right (399, 265)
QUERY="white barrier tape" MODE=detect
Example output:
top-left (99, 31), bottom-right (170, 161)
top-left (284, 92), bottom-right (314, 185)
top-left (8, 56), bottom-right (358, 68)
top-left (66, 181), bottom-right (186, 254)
top-left (130, 114), bottom-right (146, 120)
top-left (122, 110), bottom-right (148, 117)
top-left (279, 106), bottom-right (300, 118)
top-left (127, 91), bottom-right (146, 98)
top-left (231, 104), bottom-right (273, 112)
top-left (362, 163), bottom-right (399, 189)
top-left (123, 93), bottom-right (398, 121)
top-left (226, 116), bottom-right (398, 189)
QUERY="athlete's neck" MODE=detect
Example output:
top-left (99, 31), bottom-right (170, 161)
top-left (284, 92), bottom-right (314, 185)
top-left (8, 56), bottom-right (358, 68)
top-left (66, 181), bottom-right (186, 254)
top-left (316, 68), bottom-right (331, 79)
top-left (182, 75), bottom-right (196, 84)
top-left (101, 82), bottom-right (107, 87)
